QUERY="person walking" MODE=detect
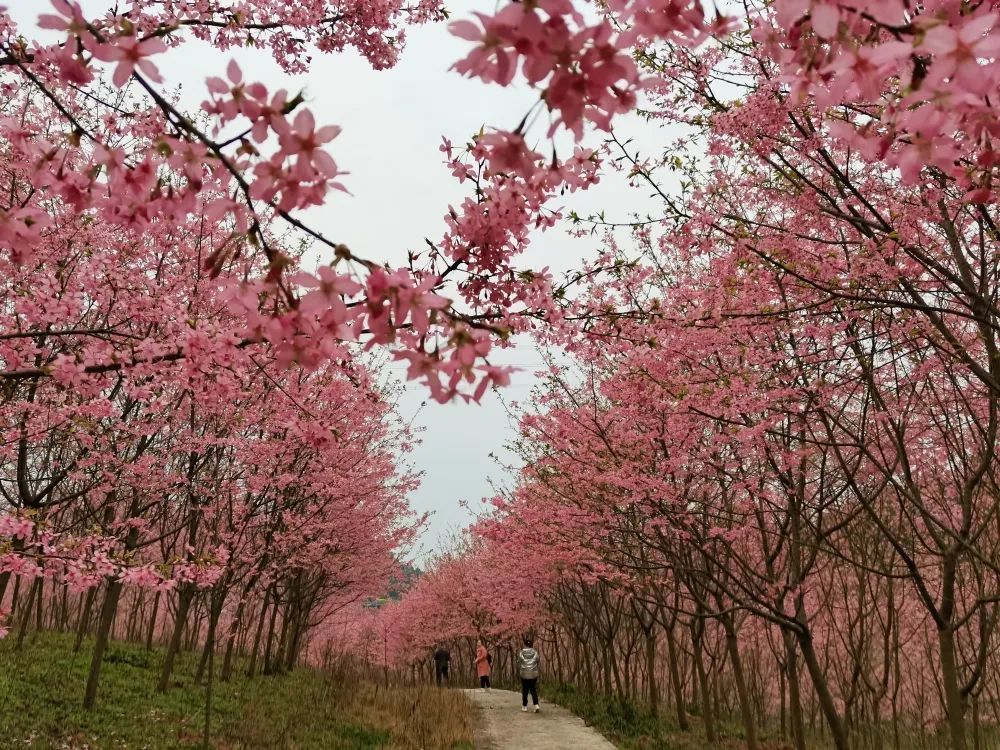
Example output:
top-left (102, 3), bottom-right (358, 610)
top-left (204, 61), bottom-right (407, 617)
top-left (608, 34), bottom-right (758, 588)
top-left (433, 644), bottom-right (451, 687)
top-left (475, 639), bottom-right (492, 691)
top-left (517, 637), bottom-right (540, 712)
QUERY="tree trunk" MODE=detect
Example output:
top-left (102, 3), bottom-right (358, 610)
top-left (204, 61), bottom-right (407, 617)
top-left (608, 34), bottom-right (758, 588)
top-left (583, 637), bottom-right (594, 693)
top-left (939, 625), bottom-right (967, 750)
top-left (692, 621), bottom-right (716, 743)
top-left (185, 596), bottom-right (203, 652)
top-left (59, 584), bottom-right (70, 631)
top-left (666, 620), bottom-right (689, 731)
top-left (0, 570), bottom-right (11, 607)
top-left (158, 587), bottom-right (195, 692)
top-left (145, 591), bottom-right (160, 650)
top-left (126, 592), bottom-right (143, 642)
top-left (14, 577), bottom-right (41, 650)
top-left (196, 594), bottom-right (224, 684)
top-left (285, 611), bottom-right (306, 672)
top-left (35, 576), bottom-right (43, 631)
top-left (202, 603), bottom-right (218, 750)
top-left (784, 633), bottom-right (807, 750)
top-left (74, 587), bottom-right (97, 652)
top-left (608, 640), bottom-right (625, 700)
top-left (779, 659), bottom-right (786, 741)
top-left (8, 575), bottom-right (22, 617)
top-left (83, 578), bottom-right (124, 709)
top-left (247, 588), bottom-right (272, 678)
top-left (602, 642), bottom-right (615, 696)
top-left (221, 598), bottom-right (245, 682)
top-left (0, 538), bottom-right (27, 606)
top-left (262, 592), bottom-right (280, 675)
top-left (723, 615), bottom-right (759, 750)
top-left (797, 629), bottom-right (849, 750)
top-left (645, 630), bottom-right (659, 718)
top-left (971, 693), bottom-right (981, 750)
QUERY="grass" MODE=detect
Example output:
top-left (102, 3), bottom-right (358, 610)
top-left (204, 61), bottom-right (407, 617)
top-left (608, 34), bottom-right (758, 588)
top-left (545, 682), bottom-right (713, 750)
top-left (544, 683), bottom-right (1000, 750)
top-left (0, 632), bottom-right (474, 750)
top-left (545, 682), bottom-right (809, 750)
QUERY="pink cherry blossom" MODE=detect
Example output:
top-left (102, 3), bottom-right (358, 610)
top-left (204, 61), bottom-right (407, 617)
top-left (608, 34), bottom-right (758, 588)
top-left (91, 36), bottom-right (167, 88)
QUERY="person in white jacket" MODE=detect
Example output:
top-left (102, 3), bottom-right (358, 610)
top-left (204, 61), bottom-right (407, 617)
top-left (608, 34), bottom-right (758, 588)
top-left (517, 637), bottom-right (541, 712)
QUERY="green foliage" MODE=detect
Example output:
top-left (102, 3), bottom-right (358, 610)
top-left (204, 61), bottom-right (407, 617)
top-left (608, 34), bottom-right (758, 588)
top-left (0, 632), bottom-right (471, 749)
top-left (546, 683), bottom-right (779, 750)
top-left (545, 683), bottom-right (1000, 750)
top-left (546, 683), bottom-right (666, 749)
top-left (103, 645), bottom-right (153, 669)
top-left (336, 725), bottom-right (394, 745)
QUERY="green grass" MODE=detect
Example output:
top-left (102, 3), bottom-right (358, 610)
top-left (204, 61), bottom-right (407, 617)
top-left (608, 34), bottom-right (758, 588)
top-left (0, 632), bottom-right (474, 750)
top-left (545, 682), bottom-right (695, 750)
top-left (544, 683), bottom-right (1000, 750)
top-left (545, 682), bottom-right (811, 750)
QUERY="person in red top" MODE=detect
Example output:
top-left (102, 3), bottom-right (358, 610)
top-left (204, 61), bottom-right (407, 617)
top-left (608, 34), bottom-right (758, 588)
top-left (475, 639), bottom-right (492, 691)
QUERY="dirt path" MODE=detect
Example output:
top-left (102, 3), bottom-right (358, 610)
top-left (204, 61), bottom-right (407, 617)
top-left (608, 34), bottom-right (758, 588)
top-left (465, 688), bottom-right (617, 750)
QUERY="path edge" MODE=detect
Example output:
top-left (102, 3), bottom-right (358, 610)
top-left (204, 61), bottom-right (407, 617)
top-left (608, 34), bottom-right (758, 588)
top-left (468, 693), bottom-right (498, 750)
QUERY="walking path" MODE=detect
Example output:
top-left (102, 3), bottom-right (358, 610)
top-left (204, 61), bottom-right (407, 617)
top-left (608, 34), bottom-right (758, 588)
top-left (464, 688), bottom-right (617, 750)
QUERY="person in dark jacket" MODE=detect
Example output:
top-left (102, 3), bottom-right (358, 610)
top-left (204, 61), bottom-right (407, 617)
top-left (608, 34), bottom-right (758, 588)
top-left (517, 637), bottom-right (540, 712)
top-left (433, 645), bottom-right (451, 686)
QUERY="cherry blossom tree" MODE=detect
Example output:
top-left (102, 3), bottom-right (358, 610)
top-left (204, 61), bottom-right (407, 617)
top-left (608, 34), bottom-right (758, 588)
top-left (2, 1), bottom-right (999, 748)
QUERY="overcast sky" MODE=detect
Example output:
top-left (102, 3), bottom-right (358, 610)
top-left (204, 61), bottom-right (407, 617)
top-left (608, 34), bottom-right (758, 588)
top-left (11, 0), bottom-right (667, 559)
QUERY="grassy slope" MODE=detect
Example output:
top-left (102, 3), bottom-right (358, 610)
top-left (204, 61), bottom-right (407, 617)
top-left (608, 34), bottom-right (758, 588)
top-left (0, 632), bottom-right (473, 750)
top-left (545, 682), bottom-right (717, 750)
top-left (547, 682), bottom-right (831, 750)
top-left (544, 683), bottom-right (999, 750)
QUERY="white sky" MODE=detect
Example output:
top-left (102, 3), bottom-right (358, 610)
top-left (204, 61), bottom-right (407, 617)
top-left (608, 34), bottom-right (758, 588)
top-left (10, 0), bottom-right (669, 559)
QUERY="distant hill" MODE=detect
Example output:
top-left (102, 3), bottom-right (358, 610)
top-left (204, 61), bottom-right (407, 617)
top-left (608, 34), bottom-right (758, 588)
top-left (364, 562), bottom-right (423, 608)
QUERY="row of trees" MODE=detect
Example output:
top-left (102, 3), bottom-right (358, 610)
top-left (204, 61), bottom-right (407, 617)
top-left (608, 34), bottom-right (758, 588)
top-left (364, 206), bottom-right (1000, 746)
top-left (332, 3), bottom-right (1000, 750)
top-left (0, 80), bottom-right (420, 712)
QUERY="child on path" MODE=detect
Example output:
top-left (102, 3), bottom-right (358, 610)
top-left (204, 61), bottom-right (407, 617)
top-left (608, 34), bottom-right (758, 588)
top-left (517, 637), bottom-right (540, 712)
top-left (475, 639), bottom-right (492, 691)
